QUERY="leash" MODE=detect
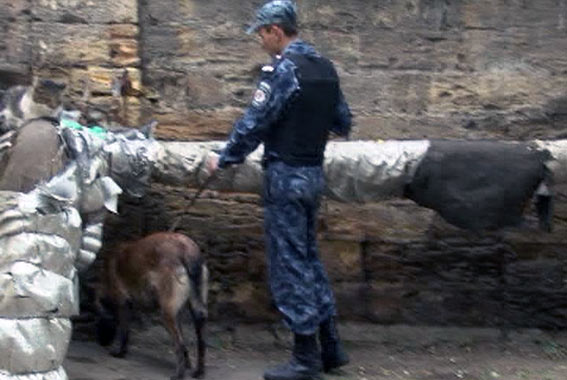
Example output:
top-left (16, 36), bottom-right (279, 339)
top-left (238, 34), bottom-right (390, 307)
top-left (168, 171), bottom-right (217, 232)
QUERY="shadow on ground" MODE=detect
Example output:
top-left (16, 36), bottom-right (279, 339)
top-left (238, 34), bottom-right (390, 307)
top-left (65, 322), bottom-right (567, 380)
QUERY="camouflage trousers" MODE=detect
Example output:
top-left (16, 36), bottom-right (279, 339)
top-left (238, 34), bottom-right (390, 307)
top-left (263, 161), bottom-right (336, 335)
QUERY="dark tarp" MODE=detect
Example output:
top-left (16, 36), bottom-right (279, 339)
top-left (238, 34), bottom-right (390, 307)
top-left (404, 140), bottom-right (549, 231)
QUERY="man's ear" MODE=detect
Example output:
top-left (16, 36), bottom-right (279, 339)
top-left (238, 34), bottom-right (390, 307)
top-left (273, 25), bottom-right (285, 40)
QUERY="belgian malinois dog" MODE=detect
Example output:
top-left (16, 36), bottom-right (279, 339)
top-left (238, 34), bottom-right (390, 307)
top-left (95, 232), bottom-right (208, 379)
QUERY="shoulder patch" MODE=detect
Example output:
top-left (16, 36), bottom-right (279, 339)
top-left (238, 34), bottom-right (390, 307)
top-left (252, 81), bottom-right (271, 108)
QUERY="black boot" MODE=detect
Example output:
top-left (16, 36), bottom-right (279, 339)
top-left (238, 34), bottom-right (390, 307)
top-left (264, 333), bottom-right (322, 380)
top-left (319, 317), bottom-right (349, 372)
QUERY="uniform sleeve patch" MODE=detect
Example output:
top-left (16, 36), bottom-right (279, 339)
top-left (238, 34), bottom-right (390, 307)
top-left (252, 81), bottom-right (271, 108)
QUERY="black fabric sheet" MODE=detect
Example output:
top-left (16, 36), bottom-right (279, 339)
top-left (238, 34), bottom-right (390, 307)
top-left (404, 141), bottom-right (548, 231)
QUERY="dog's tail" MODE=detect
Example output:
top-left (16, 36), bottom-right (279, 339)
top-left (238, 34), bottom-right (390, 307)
top-left (182, 256), bottom-right (208, 321)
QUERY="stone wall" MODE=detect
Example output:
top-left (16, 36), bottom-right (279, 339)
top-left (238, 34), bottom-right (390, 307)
top-left (2, 0), bottom-right (567, 328)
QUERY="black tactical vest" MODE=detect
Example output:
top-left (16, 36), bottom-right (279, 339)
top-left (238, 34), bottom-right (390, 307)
top-left (263, 53), bottom-right (339, 167)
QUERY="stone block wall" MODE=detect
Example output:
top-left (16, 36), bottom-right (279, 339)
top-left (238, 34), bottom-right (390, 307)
top-left (1, 0), bottom-right (143, 124)
top-left (136, 0), bottom-right (567, 142)
top-left (3, 0), bottom-right (567, 328)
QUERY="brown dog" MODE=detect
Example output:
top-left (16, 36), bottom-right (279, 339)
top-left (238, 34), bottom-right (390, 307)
top-left (95, 232), bottom-right (208, 379)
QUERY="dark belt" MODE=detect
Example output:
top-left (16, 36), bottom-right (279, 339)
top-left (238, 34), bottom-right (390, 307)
top-left (262, 154), bottom-right (323, 169)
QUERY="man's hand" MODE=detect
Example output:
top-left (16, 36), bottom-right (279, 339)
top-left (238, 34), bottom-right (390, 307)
top-left (204, 151), bottom-right (220, 175)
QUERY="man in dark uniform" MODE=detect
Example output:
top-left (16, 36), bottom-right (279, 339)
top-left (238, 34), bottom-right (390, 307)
top-left (206, 1), bottom-right (352, 379)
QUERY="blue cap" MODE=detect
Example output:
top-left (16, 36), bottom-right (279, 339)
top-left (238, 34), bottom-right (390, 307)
top-left (246, 1), bottom-right (298, 34)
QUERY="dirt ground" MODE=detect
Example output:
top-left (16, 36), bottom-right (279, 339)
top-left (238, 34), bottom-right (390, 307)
top-left (65, 322), bottom-right (567, 380)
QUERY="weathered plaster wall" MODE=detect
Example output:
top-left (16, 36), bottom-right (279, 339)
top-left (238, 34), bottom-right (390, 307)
top-left (2, 0), bottom-right (567, 328)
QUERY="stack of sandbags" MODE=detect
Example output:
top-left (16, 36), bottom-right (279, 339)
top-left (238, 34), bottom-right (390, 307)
top-left (0, 121), bottom-right (156, 380)
top-left (0, 190), bottom-right (80, 380)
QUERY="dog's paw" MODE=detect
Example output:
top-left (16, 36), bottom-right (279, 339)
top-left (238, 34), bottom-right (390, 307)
top-left (109, 348), bottom-right (126, 358)
top-left (191, 368), bottom-right (204, 379)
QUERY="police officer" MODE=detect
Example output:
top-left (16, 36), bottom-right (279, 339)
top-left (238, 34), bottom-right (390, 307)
top-left (206, 1), bottom-right (352, 379)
